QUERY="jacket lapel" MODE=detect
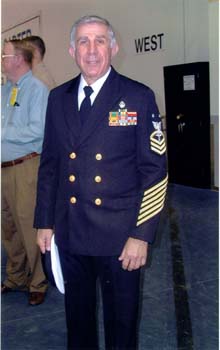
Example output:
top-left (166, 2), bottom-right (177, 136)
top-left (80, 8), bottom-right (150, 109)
top-left (63, 76), bottom-right (82, 146)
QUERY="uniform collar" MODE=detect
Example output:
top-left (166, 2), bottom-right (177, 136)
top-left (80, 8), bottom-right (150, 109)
top-left (78, 67), bottom-right (111, 107)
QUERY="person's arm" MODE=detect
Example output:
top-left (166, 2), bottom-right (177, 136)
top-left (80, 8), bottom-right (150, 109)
top-left (34, 92), bottom-right (59, 232)
top-left (119, 87), bottom-right (168, 271)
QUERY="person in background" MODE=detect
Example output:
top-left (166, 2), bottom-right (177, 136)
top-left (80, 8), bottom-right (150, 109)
top-left (23, 35), bottom-right (56, 90)
top-left (1, 39), bottom-right (49, 306)
top-left (34, 15), bottom-right (168, 348)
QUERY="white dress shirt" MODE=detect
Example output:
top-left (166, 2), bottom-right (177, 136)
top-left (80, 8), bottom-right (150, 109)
top-left (78, 67), bottom-right (111, 110)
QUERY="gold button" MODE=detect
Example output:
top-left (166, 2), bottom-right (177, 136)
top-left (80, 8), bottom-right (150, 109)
top-left (94, 176), bottom-right (102, 183)
top-left (70, 196), bottom-right (77, 204)
top-left (95, 198), bottom-right (102, 206)
top-left (69, 175), bottom-right (76, 182)
top-left (70, 152), bottom-right (76, 159)
top-left (95, 153), bottom-right (102, 160)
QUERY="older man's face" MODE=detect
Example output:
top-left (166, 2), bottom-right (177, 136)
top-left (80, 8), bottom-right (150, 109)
top-left (69, 22), bottom-right (118, 85)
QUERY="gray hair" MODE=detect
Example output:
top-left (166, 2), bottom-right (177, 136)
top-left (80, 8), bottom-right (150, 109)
top-left (70, 15), bottom-right (117, 49)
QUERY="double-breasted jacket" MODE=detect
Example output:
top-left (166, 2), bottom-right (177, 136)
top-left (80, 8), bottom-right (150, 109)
top-left (34, 68), bottom-right (168, 255)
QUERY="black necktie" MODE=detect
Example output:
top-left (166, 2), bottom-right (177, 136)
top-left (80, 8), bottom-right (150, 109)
top-left (80, 86), bottom-right (93, 124)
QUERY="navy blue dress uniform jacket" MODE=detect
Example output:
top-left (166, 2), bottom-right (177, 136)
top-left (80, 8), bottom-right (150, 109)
top-left (34, 67), bottom-right (168, 256)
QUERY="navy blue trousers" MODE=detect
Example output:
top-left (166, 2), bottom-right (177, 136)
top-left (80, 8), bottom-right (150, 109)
top-left (59, 252), bottom-right (141, 350)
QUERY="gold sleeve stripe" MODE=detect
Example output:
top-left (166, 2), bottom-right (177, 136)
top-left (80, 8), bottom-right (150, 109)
top-left (137, 205), bottom-right (165, 226)
top-left (136, 175), bottom-right (168, 227)
top-left (140, 191), bottom-right (166, 213)
top-left (138, 192), bottom-right (166, 219)
top-left (138, 201), bottom-right (165, 223)
top-left (141, 191), bottom-right (165, 209)
top-left (143, 175), bottom-right (168, 196)
top-left (137, 197), bottom-right (166, 226)
top-left (141, 181), bottom-right (167, 205)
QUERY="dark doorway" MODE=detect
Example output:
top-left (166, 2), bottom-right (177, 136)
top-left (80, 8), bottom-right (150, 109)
top-left (164, 62), bottom-right (211, 189)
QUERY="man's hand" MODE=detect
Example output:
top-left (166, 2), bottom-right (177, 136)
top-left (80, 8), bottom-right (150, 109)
top-left (118, 237), bottom-right (148, 271)
top-left (37, 228), bottom-right (53, 254)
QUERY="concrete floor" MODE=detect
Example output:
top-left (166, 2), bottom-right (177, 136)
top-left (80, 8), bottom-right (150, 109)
top-left (1, 184), bottom-right (218, 350)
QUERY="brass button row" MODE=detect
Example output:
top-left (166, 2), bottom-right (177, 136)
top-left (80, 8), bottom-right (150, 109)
top-left (69, 175), bottom-right (102, 183)
top-left (70, 197), bottom-right (102, 206)
top-left (69, 152), bottom-right (103, 206)
top-left (69, 152), bottom-right (103, 160)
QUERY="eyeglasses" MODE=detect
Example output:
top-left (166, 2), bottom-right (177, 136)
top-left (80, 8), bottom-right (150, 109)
top-left (1, 54), bottom-right (16, 59)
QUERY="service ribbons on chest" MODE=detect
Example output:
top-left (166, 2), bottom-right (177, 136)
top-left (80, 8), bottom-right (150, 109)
top-left (109, 110), bottom-right (137, 126)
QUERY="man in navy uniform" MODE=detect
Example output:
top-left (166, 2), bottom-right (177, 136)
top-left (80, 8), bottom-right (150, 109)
top-left (34, 15), bottom-right (168, 350)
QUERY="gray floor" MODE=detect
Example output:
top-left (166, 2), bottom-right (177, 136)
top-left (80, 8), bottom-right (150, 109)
top-left (1, 184), bottom-right (219, 350)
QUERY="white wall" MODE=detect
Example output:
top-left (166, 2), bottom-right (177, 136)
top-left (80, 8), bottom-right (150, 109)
top-left (209, 0), bottom-right (219, 187)
top-left (2, 0), bottom-right (210, 113)
top-left (2, 0), bottom-right (218, 187)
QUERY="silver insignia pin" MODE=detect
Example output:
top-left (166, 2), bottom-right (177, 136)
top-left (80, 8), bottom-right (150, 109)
top-left (119, 101), bottom-right (126, 109)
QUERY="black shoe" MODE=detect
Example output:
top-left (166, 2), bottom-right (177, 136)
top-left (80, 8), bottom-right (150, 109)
top-left (29, 292), bottom-right (45, 306)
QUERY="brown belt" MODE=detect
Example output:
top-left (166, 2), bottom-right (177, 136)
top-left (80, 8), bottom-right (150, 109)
top-left (1, 152), bottom-right (39, 168)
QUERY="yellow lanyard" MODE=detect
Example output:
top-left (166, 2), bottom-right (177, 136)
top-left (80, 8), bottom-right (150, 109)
top-left (10, 86), bottom-right (18, 106)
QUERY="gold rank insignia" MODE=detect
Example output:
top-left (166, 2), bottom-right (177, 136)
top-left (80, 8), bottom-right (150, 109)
top-left (109, 110), bottom-right (137, 126)
top-left (10, 86), bottom-right (18, 106)
top-left (150, 121), bottom-right (166, 155)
